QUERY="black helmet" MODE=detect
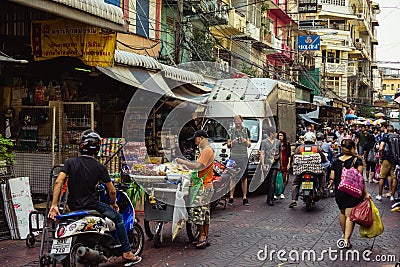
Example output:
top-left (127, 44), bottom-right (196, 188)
top-left (79, 130), bottom-right (101, 155)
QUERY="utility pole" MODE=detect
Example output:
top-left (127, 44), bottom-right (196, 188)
top-left (175, 0), bottom-right (183, 64)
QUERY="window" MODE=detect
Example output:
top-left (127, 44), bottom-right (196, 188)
top-left (383, 84), bottom-right (386, 90)
top-left (327, 52), bottom-right (335, 63)
top-left (325, 76), bottom-right (340, 95)
top-left (203, 118), bottom-right (259, 142)
top-left (392, 84), bottom-right (395, 90)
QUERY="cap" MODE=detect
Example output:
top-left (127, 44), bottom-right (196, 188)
top-left (187, 130), bottom-right (209, 140)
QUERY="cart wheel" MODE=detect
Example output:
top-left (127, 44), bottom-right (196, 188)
top-left (153, 222), bottom-right (163, 248)
top-left (186, 221), bottom-right (199, 242)
top-left (144, 220), bottom-right (155, 240)
top-left (39, 255), bottom-right (52, 267)
top-left (26, 233), bottom-right (36, 248)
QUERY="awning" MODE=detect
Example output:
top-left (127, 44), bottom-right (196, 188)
top-left (298, 114), bottom-right (320, 125)
top-left (295, 99), bottom-right (317, 110)
top-left (114, 50), bottom-right (162, 70)
top-left (306, 107), bottom-right (319, 119)
top-left (161, 64), bottom-right (205, 84)
top-left (97, 66), bottom-right (206, 106)
top-left (10, 0), bottom-right (126, 32)
top-left (0, 55), bottom-right (28, 64)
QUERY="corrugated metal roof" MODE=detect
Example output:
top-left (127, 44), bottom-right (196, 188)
top-left (161, 64), bottom-right (205, 84)
top-left (51, 0), bottom-right (124, 25)
top-left (114, 50), bottom-right (162, 70)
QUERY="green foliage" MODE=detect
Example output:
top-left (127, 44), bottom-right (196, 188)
top-left (191, 29), bottom-right (215, 62)
top-left (240, 62), bottom-right (259, 77)
top-left (0, 134), bottom-right (15, 165)
top-left (357, 106), bottom-right (375, 118)
top-left (126, 180), bottom-right (144, 207)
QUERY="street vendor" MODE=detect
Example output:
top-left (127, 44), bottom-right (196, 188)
top-left (175, 130), bottom-right (214, 249)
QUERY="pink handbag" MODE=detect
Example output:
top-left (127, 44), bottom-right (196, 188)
top-left (338, 157), bottom-right (364, 198)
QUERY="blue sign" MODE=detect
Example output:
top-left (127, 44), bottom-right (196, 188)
top-left (298, 35), bottom-right (320, 51)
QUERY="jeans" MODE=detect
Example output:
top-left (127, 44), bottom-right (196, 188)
top-left (265, 168), bottom-right (278, 202)
top-left (96, 202), bottom-right (131, 252)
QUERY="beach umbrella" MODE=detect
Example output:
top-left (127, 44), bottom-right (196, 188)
top-left (345, 114), bottom-right (358, 120)
top-left (375, 112), bottom-right (385, 118)
top-left (373, 118), bottom-right (386, 125)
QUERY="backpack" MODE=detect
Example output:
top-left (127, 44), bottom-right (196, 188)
top-left (382, 133), bottom-right (400, 164)
top-left (338, 157), bottom-right (364, 198)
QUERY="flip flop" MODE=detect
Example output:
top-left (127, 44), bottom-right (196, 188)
top-left (196, 239), bottom-right (209, 249)
top-left (289, 202), bottom-right (297, 208)
top-left (124, 256), bottom-right (142, 266)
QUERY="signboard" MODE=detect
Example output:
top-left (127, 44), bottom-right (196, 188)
top-left (298, 0), bottom-right (318, 13)
top-left (299, 20), bottom-right (329, 30)
top-left (298, 35), bottom-right (320, 51)
top-left (31, 19), bottom-right (117, 67)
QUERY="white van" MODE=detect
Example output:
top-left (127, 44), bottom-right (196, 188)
top-left (202, 78), bottom-right (296, 179)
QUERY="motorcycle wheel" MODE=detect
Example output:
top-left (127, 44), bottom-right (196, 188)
top-left (304, 196), bottom-right (313, 212)
top-left (62, 236), bottom-right (99, 267)
top-left (128, 224), bottom-right (144, 256)
top-left (186, 221), bottom-right (199, 242)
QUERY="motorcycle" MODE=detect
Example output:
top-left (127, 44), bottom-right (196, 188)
top-left (299, 171), bottom-right (321, 211)
top-left (51, 182), bottom-right (144, 267)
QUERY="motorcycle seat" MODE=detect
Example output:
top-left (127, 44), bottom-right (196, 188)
top-left (56, 210), bottom-right (106, 220)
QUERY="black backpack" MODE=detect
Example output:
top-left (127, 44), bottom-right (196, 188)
top-left (382, 133), bottom-right (400, 164)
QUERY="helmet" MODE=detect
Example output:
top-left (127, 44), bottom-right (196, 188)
top-left (79, 130), bottom-right (101, 155)
top-left (316, 132), bottom-right (325, 140)
top-left (303, 132), bottom-right (316, 143)
top-left (225, 159), bottom-right (236, 169)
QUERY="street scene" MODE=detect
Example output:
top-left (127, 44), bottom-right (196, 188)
top-left (1, 0), bottom-right (400, 267)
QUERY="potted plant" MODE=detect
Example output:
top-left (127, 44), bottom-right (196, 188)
top-left (0, 134), bottom-right (15, 166)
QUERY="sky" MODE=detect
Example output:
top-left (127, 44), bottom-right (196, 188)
top-left (376, 0), bottom-right (400, 68)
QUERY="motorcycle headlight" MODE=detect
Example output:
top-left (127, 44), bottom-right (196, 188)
top-left (249, 149), bottom-right (260, 164)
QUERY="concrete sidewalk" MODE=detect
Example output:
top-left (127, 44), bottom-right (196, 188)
top-left (0, 182), bottom-right (399, 267)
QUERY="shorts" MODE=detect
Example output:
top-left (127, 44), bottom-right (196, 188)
top-left (231, 157), bottom-right (249, 180)
top-left (379, 159), bottom-right (395, 179)
top-left (189, 186), bottom-right (213, 225)
top-left (365, 161), bottom-right (376, 172)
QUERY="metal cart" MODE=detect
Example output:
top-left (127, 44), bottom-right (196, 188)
top-left (131, 174), bottom-right (199, 248)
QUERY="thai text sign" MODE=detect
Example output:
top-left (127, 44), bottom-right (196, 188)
top-left (31, 19), bottom-right (116, 67)
top-left (298, 0), bottom-right (318, 13)
top-left (298, 35), bottom-right (320, 51)
top-left (299, 20), bottom-right (329, 30)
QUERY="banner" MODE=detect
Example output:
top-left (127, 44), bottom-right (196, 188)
top-left (31, 19), bottom-right (116, 67)
top-left (298, 35), bottom-right (320, 51)
top-left (298, 0), bottom-right (318, 13)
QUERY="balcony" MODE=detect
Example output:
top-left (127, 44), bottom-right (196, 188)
top-left (324, 63), bottom-right (346, 75)
top-left (266, 39), bottom-right (295, 64)
top-left (347, 65), bottom-right (357, 77)
top-left (253, 30), bottom-right (273, 50)
top-left (211, 8), bottom-right (246, 36)
top-left (186, 0), bottom-right (229, 25)
top-left (244, 22), bottom-right (260, 41)
top-left (359, 73), bottom-right (370, 87)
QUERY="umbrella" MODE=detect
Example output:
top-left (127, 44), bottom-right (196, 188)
top-left (373, 118), bottom-right (386, 125)
top-left (375, 112), bottom-right (386, 118)
top-left (345, 114), bottom-right (358, 120)
top-left (365, 119), bottom-right (374, 125)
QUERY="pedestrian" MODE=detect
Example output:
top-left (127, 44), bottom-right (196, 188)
top-left (278, 131), bottom-right (291, 199)
top-left (260, 127), bottom-right (281, 206)
top-left (356, 125), bottom-right (368, 156)
top-left (376, 125), bottom-right (399, 202)
top-left (176, 130), bottom-right (214, 249)
top-left (363, 134), bottom-right (378, 183)
top-left (48, 130), bottom-right (142, 264)
top-left (328, 139), bottom-right (371, 249)
top-left (227, 115), bottom-right (251, 206)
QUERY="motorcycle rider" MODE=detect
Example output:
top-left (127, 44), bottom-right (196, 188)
top-left (289, 132), bottom-right (328, 208)
top-left (48, 130), bottom-right (142, 264)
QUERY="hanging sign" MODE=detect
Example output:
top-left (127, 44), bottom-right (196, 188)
top-left (298, 0), bottom-right (318, 13)
top-left (298, 35), bottom-right (320, 51)
top-left (299, 20), bottom-right (329, 30)
top-left (31, 19), bottom-right (116, 67)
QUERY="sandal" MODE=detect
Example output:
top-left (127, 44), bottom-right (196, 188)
top-left (122, 251), bottom-right (142, 264)
top-left (289, 202), bottom-right (297, 208)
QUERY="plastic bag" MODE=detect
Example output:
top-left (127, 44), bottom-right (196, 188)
top-left (350, 198), bottom-right (373, 227)
top-left (172, 189), bottom-right (188, 241)
top-left (374, 164), bottom-right (381, 181)
top-left (359, 200), bottom-right (384, 238)
top-left (274, 171), bottom-right (284, 196)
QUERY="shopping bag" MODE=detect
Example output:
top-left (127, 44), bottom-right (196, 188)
top-left (172, 189), bottom-right (188, 241)
top-left (359, 200), bottom-right (384, 238)
top-left (338, 158), bottom-right (364, 198)
top-left (374, 164), bottom-right (381, 181)
top-left (349, 198), bottom-right (373, 227)
top-left (274, 171), bottom-right (284, 196)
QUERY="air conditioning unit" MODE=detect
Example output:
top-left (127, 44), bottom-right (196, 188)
top-left (355, 38), bottom-right (362, 43)
top-left (356, 13), bottom-right (364, 20)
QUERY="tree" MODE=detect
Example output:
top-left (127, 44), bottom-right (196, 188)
top-left (357, 106), bottom-right (374, 118)
top-left (0, 134), bottom-right (15, 165)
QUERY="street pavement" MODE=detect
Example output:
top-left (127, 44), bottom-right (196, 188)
top-left (0, 181), bottom-right (399, 267)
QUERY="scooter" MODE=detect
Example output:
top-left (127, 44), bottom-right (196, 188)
top-left (51, 182), bottom-right (144, 267)
top-left (299, 171), bottom-right (320, 211)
